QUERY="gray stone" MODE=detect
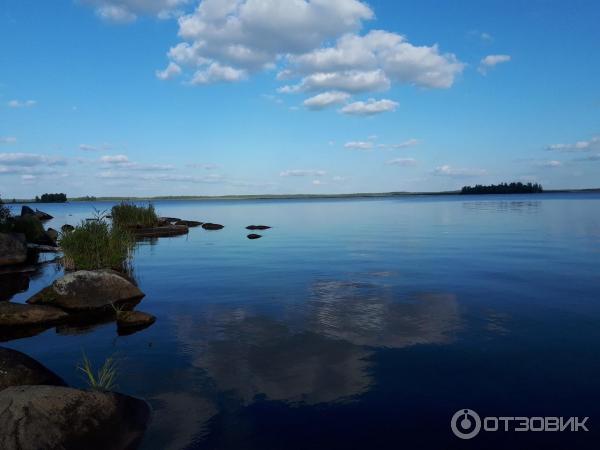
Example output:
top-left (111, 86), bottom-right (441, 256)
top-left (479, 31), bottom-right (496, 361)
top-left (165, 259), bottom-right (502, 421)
top-left (0, 347), bottom-right (66, 391)
top-left (0, 233), bottom-right (27, 267)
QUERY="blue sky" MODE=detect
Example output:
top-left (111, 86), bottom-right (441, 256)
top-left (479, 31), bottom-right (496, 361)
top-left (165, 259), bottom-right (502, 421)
top-left (1, 0), bottom-right (599, 198)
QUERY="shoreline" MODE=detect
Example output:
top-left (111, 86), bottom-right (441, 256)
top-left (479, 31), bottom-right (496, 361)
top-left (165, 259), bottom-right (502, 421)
top-left (7, 188), bottom-right (600, 204)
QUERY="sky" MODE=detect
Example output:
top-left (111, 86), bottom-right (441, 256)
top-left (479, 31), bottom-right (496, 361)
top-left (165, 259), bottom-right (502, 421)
top-left (1, 0), bottom-right (599, 198)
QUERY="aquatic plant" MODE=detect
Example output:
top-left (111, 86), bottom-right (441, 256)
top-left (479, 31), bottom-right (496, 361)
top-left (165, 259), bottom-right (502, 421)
top-left (111, 202), bottom-right (158, 228)
top-left (59, 213), bottom-right (134, 271)
top-left (78, 352), bottom-right (118, 391)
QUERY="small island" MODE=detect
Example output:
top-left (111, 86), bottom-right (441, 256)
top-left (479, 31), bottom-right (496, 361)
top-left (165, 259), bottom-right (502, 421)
top-left (460, 182), bottom-right (543, 195)
top-left (35, 193), bottom-right (67, 203)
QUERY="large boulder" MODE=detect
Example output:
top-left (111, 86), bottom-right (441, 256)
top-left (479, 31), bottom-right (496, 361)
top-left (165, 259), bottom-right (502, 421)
top-left (0, 385), bottom-right (151, 450)
top-left (46, 228), bottom-right (59, 242)
top-left (0, 302), bottom-right (68, 327)
top-left (34, 209), bottom-right (53, 221)
top-left (20, 206), bottom-right (35, 216)
top-left (0, 273), bottom-right (30, 301)
top-left (0, 233), bottom-right (27, 266)
top-left (27, 270), bottom-right (145, 312)
top-left (117, 311), bottom-right (156, 334)
top-left (11, 215), bottom-right (54, 245)
top-left (202, 223), bottom-right (224, 230)
top-left (0, 347), bottom-right (66, 391)
top-left (61, 224), bottom-right (75, 233)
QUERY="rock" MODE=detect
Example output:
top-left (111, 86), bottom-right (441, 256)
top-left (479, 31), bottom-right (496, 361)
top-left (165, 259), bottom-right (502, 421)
top-left (12, 215), bottom-right (55, 246)
top-left (34, 209), bottom-right (53, 221)
top-left (159, 217), bottom-right (180, 223)
top-left (117, 311), bottom-right (156, 331)
top-left (0, 385), bottom-right (151, 450)
top-left (0, 347), bottom-right (66, 391)
top-left (20, 206), bottom-right (35, 216)
top-left (27, 270), bottom-right (145, 312)
top-left (61, 224), bottom-right (75, 233)
top-left (46, 228), bottom-right (59, 242)
top-left (175, 220), bottom-right (203, 227)
top-left (0, 302), bottom-right (68, 327)
top-left (247, 234), bottom-right (262, 240)
top-left (0, 233), bottom-right (27, 266)
top-left (202, 223), bottom-right (224, 230)
top-left (246, 225), bottom-right (271, 230)
top-left (0, 272), bottom-right (30, 301)
top-left (133, 225), bottom-right (189, 238)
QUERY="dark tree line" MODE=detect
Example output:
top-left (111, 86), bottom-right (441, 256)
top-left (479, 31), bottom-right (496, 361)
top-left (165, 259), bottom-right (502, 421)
top-left (461, 182), bottom-right (543, 195)
top-left (0, 196), bottom-right (10, 221)
top-left (35, 193), bottom-right (67, 203)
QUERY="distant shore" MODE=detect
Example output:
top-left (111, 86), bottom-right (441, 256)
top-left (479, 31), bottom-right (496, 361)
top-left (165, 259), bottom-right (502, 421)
top-left (9, 188), bottom-right (600, 204)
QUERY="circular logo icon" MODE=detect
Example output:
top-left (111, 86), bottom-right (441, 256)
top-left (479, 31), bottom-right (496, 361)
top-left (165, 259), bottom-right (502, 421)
top-left (451, 409), bottom-right (481, 439)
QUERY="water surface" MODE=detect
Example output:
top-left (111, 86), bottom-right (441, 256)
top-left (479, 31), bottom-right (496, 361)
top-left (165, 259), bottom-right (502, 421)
top-left (3, 193), bottom-right (600, 449)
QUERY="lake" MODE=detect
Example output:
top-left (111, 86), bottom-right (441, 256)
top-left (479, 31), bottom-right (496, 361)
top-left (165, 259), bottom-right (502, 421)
top-left (2, 193), bottom-right (600, 449)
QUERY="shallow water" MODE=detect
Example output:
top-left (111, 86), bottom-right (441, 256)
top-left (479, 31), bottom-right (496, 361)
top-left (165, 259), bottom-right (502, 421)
top-left (3, 193), bottom-right (600, 449)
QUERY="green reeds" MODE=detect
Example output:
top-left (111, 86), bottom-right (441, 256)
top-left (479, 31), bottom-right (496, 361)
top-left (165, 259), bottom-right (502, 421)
top-left (78, 351), bottom-right (118, 391)
top-left (111, 202), bottom-right (158, 228)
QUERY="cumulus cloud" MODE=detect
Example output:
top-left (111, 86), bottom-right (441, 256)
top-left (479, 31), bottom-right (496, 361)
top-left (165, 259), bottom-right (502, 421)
top-left (546, 136), bottom-right (599, 152)
top-left (155, 0), bottom-right (463, 107)
top-left (191, 63), bottom-right (247, 84)
top-left (280, 169), bottom-right (326, 177)
top-left (156, 62), bottom-right (182, 80)
top-left (478, 54), bottom-right (511, 74)
top-left (433, 165), bottom-right (487, 177)
top-left (0, 137), bottom-right (17, 144)
top-left (82, 0), bottom-right (190, 23)
top-left (7, 99), bottom-right (36, 108)
top-left (340, 98), bottom-right (397, 116)
top-left (303, 91), bottom-right (350, 110)
top-left (386, 157), bottom-right (417, 166)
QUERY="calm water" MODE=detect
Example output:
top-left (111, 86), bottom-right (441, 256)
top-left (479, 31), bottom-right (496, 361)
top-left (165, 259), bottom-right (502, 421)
top-left (3, 194), bottom-right (600, 449)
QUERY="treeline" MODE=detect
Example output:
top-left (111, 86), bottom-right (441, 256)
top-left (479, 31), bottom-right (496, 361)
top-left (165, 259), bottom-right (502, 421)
top-left (35, 193), bottom-right (67, 203)
top-left (461, 182), bottom-right (543, 195)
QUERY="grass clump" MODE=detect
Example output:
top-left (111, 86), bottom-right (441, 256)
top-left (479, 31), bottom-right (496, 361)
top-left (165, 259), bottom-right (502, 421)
top-left (0, 196), bottom-right (12, 232)
top-left (111, 202), bottom-right (158, 228)
top-left (78, 352), bottom-right (118, 391)
top-left (60, 213), bottom-right (133, 271)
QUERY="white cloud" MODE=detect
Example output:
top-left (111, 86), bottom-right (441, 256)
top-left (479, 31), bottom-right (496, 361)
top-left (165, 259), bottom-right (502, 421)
top-left (340, 98), bottom-right (398, 116)
top-left (290, 30), bottom-right (464, 89)
top-left (389, 138), bottom-right (419, 149)
top-left (386, 157), bottom-right (417, 166)
top-left (0, 137), bottom-right (17, 144)
top-left (547, 136), bottom-right (599, 152)
top-left (0, 153), bottom-right (66, 166)
top-left (478, 54), bottom-right (511, 74)
top-left (344, 141), bottom-right (374, 150)
top-left (191, 62), bottom-right (247, 84)
top-left (186, 163), bottom-right (219, 170)
top-left (80, 143), bottom-right (112, 152)
top-left (82, 0), bottom-right (190, 23)
top-left (282, 69), bottom-right (390, 94)
top-left (536, 160), bottom-right (562, 168)
top-left (303, 91), bottom-right (350, 110)
top-left (280, 169), bottom-right (326, 177)
top-left (100, 154), bottom-right (130, 164)
top-left (156, 62), bottom-right (182, 80)
top-left (433, 165), bottom-right (487, 177)
top-left (7, 99), bottom-right (36, 108)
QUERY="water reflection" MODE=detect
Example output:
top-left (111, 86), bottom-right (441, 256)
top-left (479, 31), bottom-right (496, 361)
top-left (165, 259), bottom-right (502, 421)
top-left (462, 200), bottom-right (541, 213)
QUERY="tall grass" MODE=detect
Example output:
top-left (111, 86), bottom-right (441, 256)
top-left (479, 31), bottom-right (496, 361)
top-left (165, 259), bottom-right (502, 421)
top-left (60, 214), bottom-right (134, 271)
top-left (78, 352), bottom-right (118, 391)
top-left (111, 202), bottom-right (158, 228)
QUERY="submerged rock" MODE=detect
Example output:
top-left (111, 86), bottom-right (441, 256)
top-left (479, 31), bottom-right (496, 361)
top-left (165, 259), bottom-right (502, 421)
top-left (247, 234), bottom-right (262, 240)
top-left (133, 225), bottom-right (189, 238)
top-left (0, 347), bottom-right (66, 391)
top-left (117, 311), bottom-right (156, 332)
top-left (0, 385), bottom-right (151, 450)
top-left (202, 223), bottom-right (224, 230)
top-left (0, 233), bottom-right (27, 267)
top-left (246, 225), bottom-right (271, 230)
top-left (27, 270), bottom-right (145, 312)
top-left (175, 220), bottom-right (203, 227)
top-left (0, 302), bottom-right (68, 327)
